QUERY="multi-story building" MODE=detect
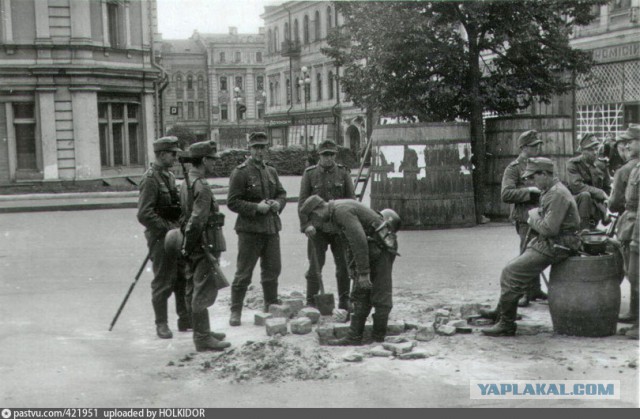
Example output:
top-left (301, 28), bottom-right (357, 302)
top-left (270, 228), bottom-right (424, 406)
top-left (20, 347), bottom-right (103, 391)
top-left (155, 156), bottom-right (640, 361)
top-left (0, 0), bottom-right (162, 184)
top-left (261, 1), bottom-right (367, 153)
top-left (159, 27), bottom-right (266, 149)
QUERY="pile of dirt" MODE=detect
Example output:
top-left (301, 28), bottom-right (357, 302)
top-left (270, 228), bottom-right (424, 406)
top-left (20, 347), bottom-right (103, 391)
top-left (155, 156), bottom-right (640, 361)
top-left (200, 338), bottom-right (336, 383)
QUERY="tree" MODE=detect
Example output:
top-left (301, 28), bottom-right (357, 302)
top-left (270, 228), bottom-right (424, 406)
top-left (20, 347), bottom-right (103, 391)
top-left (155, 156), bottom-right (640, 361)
top-left (323, 0), bottom-right (605, 222)
top-left (166, 125), bottom-right (198, 150)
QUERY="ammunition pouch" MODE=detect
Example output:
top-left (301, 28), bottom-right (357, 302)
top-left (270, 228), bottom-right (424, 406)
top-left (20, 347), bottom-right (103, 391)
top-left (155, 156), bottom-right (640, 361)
top-left (204, 212), bottom-right (226, 253)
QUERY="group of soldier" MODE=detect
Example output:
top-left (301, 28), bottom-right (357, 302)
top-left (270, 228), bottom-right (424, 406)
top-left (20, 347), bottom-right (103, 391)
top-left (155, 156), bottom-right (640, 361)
top-left (479, 125), bottom-right (639, 339)
top-left (136, 132), bottom-right (401, 352)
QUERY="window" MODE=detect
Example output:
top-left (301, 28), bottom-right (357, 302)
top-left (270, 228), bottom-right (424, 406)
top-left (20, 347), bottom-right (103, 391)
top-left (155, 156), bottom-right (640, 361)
top-left (220, 104), bottom-right (228, 120)
top-left (275, 81), bottom-right (280, 106)
top-left (98, 99), bottom-right (142, 167)
top-left (13, 103), bottom-right (37, 171)
top-left (235, 51), bottom-right (241, 63)
top-left (197, 75), bottom-right (205, 98)
top-left (286, 79), bottom-right (291, 105)
top-left (176, 74), bottom-right (184, 99)
top-left (294, 19), bottom-right (299, 43)
top-left (187, 75), bottom-right (193, 90)
top-left (106, 2), bottom-right (120, 48)
top-left (257, 75), bottom-right (264, 91)
top-left (316, 72), bottom-right (322, 101)
top-left (198, 102), bottom-right (205, 119)
top-left (269, 82), bottom-right (274, 106)
top-left (235, 76), bottom-right (243, 91)
top-left (188, 102), bottom-right (194, 119)
top-left (177, 102), bottom-right (183, 119)
top-left (303, 15), bottom-right (309, 44)
top-left (220, 76), bottom-right (227, 91)
top-left (295, 77), bottom-right (301, 103)
top-left (219, 51), bottom-right (225, 63)
top-left (327, 6), bottom-right (333, 30)
top-left (256, 52), bottom-right (262, 63)
top-left (612, 0), bottom-right (631, 11)
top-left (328, 71), bottom-right (334, 99)
top-left (257, 104), bottom-right (264, 119)
top-left (314, 10), bottom-right (321, 41)
top-left (274, 27), bottom-right (279, 52)
top-left (284, 22), bottom-right (289, 40)
top-left (267, 29), bottom-right (272, 53)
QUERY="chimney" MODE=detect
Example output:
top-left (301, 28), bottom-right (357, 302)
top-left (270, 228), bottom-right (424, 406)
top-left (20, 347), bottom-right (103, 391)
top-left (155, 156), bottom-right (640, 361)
top-left (229, 27), bottom-right (238, 35)
top-left (258, 27), bottom-right (265, 35)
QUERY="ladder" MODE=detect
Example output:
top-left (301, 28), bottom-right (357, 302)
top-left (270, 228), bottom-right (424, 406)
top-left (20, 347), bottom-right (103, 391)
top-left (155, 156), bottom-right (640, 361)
top-left (353, 137), bottom-right (373, 202)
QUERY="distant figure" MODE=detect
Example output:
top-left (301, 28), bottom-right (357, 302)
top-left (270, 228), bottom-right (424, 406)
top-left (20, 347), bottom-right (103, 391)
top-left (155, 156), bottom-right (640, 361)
top-left (459, 146), bottom-right (473, 174)
top-left (399, 145), bottom-right (419, 180)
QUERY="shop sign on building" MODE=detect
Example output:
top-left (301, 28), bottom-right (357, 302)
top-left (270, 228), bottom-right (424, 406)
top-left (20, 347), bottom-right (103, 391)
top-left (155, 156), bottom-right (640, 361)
top-left (592, 42), bottom-right (640, 63)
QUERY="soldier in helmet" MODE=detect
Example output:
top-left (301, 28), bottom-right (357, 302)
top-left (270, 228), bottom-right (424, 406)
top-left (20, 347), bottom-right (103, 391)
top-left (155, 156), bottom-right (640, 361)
top-left (481, 158), bottom-right (581, 337)
top-left (298, 139), bottom-right (355, 310)
top-left (567, 133), bottom-right (611, 231)
top-left (227, 132), bottom-right (287, 326)
top-left (137, 136), bottom-right (189, 339)
top-left (179, 140), bottom-right (231, 352)
top-left (300, 196), bottom-right (401, 345)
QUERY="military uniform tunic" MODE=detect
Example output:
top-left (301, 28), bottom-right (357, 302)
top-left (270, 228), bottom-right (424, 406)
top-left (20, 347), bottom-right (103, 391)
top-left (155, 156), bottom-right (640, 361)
top-left (618, 163), bottom-right (640, 323)
top-left (227, 158), bottom-right (287, 290)
top-left (567, 155), bottom-right (611, 228)
top-left (501, 154), bottom-right (540, 247)
top-left (609, 158), bottom-right (639, 215)
top-left (137, 163), bottom-right (188, 324)
top-left (298, 163), bottom-right (355, 307)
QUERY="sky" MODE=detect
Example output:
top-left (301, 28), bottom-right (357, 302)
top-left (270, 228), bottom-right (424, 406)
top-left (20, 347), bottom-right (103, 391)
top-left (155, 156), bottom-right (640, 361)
top-left (157, 0), bottom-right (281, 39)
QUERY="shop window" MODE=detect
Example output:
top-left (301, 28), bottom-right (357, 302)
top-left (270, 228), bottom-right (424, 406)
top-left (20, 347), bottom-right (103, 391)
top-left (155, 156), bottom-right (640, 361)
top-left (98, 99), bottom-right (142, 167)
top-left (13, 103), bottom-right (37, 171)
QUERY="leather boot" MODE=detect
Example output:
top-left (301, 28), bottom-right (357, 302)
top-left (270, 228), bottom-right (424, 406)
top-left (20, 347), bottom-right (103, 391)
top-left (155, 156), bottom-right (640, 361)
top-left (153, 299), bottom-right (173, 339)
top-left (177, 316), bottom-right (192, 332)
top-left (328, 302), bottom-right (370, 346)
top-left (201, 310), bottom-right (226, 340)
top-left (479, 303), bottom-right (501, 322)
top-left (372, 307), bottom-right (390, 342)
top-left (174, 281), bottom-right (190, 331)
top-left (625, 322), bottom-right (639, 339)
top-left (229, 287), bottom-right (246, 327)
top-left (482, 299), bottom-right (518, 337)
top-left (262, 281), bottom-right (280, 313)
top-left (518, 294), bottom-right (530, 307)
top-left (193, 310), bottom-right (231, 352)
top-left (528, 277), bottom-right (548, 301)
top-left (618, 292), bottom-right (639, 323)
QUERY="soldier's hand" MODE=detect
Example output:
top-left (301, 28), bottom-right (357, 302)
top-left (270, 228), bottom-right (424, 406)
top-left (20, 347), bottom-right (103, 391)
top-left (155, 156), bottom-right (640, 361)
top-left (527, 186), bottom-right (541, 194)
top-left (356, 274), bottom-right (372, 290)
top-left (269, 200), bottom-right (281, 213)
top-left (304, 225), bottom-right (316, 238)
top-left (257, 201), bottom-right (271, 214)
top-left (528, 208), bottom-right (541, 222)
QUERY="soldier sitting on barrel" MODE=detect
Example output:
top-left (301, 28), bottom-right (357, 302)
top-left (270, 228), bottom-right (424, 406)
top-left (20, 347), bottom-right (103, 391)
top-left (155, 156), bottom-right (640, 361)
top-left (300, 195), bottom-right (401, 345)
top-left (480, 157), bottom-right (581, 337)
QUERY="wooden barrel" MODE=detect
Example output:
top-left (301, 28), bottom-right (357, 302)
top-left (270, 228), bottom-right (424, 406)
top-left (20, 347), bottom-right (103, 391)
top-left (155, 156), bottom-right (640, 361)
top-left (370, 122), bottom-right (476, 229)
top-left (484, 115), bottom-right (575, 219)
top-left (548, 254), bottom-right (620, 337)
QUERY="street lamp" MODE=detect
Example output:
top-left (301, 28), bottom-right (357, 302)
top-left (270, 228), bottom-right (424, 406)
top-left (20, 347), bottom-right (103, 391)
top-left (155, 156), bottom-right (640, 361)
top-left (233, 86), bottom-right (245, 126)
top-left (298, 66), bottom-right (311, 150)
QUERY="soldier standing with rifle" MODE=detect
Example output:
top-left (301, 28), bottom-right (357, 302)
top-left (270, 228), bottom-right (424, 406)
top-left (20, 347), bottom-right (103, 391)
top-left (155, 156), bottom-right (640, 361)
top-left (227, 132), bottom-right (287, 326)
top-left (298, 139), bottom-right (355, 310)
top-left (300, 196), bottom-right (401, 345)
top-left (137, 136), bottom-right (189, 339)
top-left (500, 130), bottom-right (547, 307)
top-left (179, 140), bottom-right (231, 352)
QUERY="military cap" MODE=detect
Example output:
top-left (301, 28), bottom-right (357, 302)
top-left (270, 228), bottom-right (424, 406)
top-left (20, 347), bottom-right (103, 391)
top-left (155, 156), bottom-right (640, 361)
top-left (522, 157), bottom-right (554, 178)
top-left (318, 139), bottom-right (338, 155)
top-left (299, 195), bottom-right (325, 218)
top-left (517, 130), bottom-right (543, 148)
top-left (188, 140), bottom-right (218, 159)
top-left (153, 136), bottom-right (181, 152)
top-left (578, 133), bottom-right (600, 150)
top-left (619, 125), bottom-right (640, 141)
top-left (248, 132), bottom-right (269, 147)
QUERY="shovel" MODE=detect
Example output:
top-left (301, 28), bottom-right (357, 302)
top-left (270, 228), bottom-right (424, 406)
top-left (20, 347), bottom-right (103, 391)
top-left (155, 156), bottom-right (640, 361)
top-left (310, 242), bottom-right (335, 315)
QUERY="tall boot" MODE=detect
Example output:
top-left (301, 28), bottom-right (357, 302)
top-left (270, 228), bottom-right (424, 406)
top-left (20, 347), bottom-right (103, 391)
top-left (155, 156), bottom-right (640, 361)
top-left (153, 299), bottom-right (172, 339)
top-left (262, 281), bottom-right (280, 313)
top-left (174, 282), bottom-right (191, 332)
top-left (479, 302), bottom-right (501, 322)
top-left (229, 287), bottom-right (246, 326)
top-left (619, 291), bottom-right (639, 323)
top-left (193, 309), bottom-right (230, 352)
top-left (328, 302), bottom-right (370, 346)
top-left (528, 277), bottom-right (548, 301)
top-left (482, 299), bottom-right (518, 337)
top-left (372, 307), bottom-right (391, 342)
top-left (201, 309), bottom-right (226, 341)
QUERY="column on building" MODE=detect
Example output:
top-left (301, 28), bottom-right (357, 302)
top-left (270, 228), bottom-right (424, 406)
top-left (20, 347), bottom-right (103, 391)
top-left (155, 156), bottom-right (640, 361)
top-left (70, 87), bottom-right (100, 179)
top-left (142, 90), bottom-right (156, 167)
top-left (36, 88), bottom-right (58, 180)
top-left (70, 0), bottom-right (93, 64)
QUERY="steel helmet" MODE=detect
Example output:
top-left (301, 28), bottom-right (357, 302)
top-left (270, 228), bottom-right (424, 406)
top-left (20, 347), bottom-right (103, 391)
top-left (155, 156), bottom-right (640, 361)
top-left (380, 208), bottom-right (401, 232)
top-left (164, 228), bottom-right (184, 258)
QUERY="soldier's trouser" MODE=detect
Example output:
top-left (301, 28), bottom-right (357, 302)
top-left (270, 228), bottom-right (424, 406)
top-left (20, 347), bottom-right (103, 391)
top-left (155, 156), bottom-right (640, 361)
top-left (515, 222), bottom-right (543, 298)
top-left (575, 192), bottom-right (602, 229)
top-left (231, 232), bottom-right (281, 293)
top-left (187, 250), bottom-right (220, 313)
top-left (622, 242), bottom-right (639, 320)
top-left (349, 244), bottom-right (395, 337)
top-left (305, 231), bottom-right (350, 308)
top-left (499, 248), bottom-right (567, 307)
top-left (148, 234), bottom-right (188, 325)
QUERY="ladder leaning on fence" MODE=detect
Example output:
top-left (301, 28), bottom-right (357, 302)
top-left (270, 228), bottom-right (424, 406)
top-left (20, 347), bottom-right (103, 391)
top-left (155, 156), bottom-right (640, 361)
top-left (353, 136), bottom-right (373, 202)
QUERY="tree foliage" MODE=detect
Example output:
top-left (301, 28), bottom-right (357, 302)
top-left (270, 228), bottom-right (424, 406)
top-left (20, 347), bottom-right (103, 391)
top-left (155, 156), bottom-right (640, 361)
top-left (166, 125), bottom-right (198, 149)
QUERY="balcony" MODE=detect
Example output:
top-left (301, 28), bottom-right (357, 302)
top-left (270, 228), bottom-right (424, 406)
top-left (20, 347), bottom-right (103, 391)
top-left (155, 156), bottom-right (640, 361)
top-left (281, 40), bottom-right (301, 58)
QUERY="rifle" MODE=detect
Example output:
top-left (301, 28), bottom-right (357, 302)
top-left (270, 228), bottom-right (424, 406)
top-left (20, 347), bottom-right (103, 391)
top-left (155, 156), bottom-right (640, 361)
top-left (109, 250), bottom-right (152, 331)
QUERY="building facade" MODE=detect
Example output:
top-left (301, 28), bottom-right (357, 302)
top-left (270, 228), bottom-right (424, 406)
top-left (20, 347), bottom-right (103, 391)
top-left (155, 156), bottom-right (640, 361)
top-left (0, 0), bottom-right (162, 184)
top-left (159, 27), bottom-right (266, 149)
top-left (261, 1), bottom-right (367, 153)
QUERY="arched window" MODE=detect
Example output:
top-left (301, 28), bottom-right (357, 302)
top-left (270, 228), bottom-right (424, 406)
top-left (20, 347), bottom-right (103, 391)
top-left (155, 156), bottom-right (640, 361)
top-left (235, 76), bottom-right (243, 90)
top-left (267, 29), bottom-right (272, 53)
top-left (235, 51), bottom-right (241, 63)
top-left (220, 76), bottom-right (227, 91)
top-left (269, 82), bottom-right (274, 106)
top-left (327, 6), bottom-right (332, 30)
top-left (316, 72), bottom-right (322, 101)
top-left (314, 10), bottom-right (321, 41)
top-left (187, 75), bottom-right (193, 90)
top-left (274, 27), bottom-right (279, 52)
top-left (175, 74), bottom-right (184, 99)
top-left (219, 51), bottom-right (225, 63)
top-left (295, 77), bottom-right (301, 103)
top-left (256, 75), bottom-right (264, 91)
top-left (284, 22), bottom-right (289, 41)
top-left (303, 15), bottom-right (309, 44)
top-left (294, 19), bottom-right (300, 43)
top-left (197, 75), bottom-right (204, 90)
top-left (275, 81), bottom-right (280, 106)
top-left (328, 71), bottom-right (334, 100)
top-left (286, 78), bottom-right (291, 105)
